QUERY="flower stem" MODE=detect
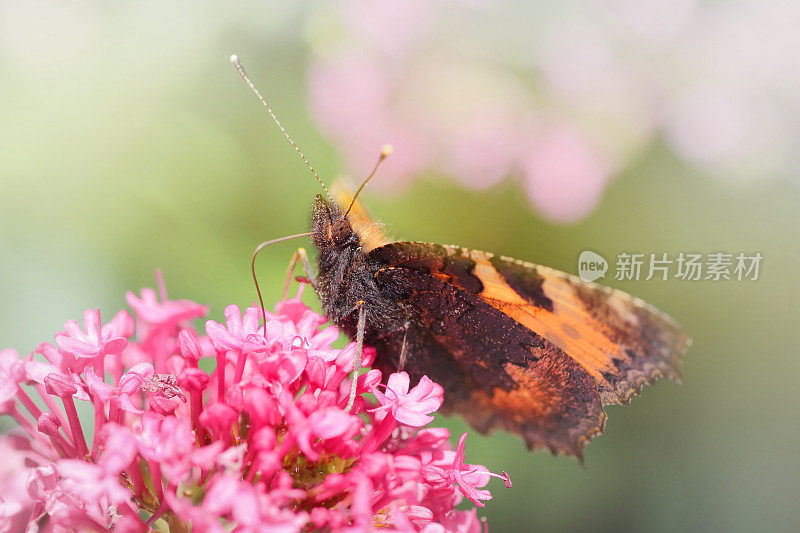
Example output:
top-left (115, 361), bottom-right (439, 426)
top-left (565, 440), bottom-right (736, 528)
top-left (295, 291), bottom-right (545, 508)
top-left (61, 395), bottom-right (89, 457)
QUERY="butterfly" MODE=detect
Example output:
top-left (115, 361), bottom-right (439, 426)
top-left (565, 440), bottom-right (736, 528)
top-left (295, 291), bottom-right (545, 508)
top-left (231, 56), bottom-right (690, 460)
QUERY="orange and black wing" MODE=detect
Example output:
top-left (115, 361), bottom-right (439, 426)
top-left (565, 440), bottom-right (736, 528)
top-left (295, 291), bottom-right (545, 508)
top-left (369, 242), bottom-right (690, 404)
top-left (370, 265), bottom-right (605, 458)
top-left (367, 242), bottom-right (689, 456)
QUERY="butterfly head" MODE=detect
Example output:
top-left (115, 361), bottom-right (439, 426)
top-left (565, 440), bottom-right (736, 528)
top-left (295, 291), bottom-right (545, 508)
top-left (312, 194), bottom-right (357, 249)
top-left (311, 145), bottom-right (392, 252)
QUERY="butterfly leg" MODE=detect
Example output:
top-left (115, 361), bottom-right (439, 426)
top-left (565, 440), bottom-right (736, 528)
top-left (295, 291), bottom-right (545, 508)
top-left (282, 247), bottom-right (317, 300)
top-left (345, 300), bottom-right (367, 412)
top-left (398, 322), bottom-right (410, 372)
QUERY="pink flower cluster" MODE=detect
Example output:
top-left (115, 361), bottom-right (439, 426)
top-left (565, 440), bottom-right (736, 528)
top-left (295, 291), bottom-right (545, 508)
top-left (0, 281), bottom-right (510, 532)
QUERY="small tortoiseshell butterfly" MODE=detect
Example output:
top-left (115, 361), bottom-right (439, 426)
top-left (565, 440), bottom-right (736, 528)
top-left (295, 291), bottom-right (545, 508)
top-left (232, 56), bottom-right (690, 460)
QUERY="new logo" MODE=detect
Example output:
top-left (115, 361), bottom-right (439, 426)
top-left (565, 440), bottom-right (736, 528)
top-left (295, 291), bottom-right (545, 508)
top-left (578, 250), bottom-right (608, 282)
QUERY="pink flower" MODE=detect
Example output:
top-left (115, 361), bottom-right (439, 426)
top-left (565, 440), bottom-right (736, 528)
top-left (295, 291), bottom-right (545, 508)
top-left (205, 304), bottom-right (267, 354)
top-left (85, 362), bottom-right (154, 416)
top-left (426, 509), bottom-right (485, 533)
top-left (137, 413), bottom-right (199, 482)
top-left (126, 287), bottom-right (206, 327)
top-left (372, 372), bottom-right (444, 426)
top-left (57, 426), bottom-right (138, 508)
top-left (451, 432), bottom-right (512, 508)
top-left (55, 308), bottom-right (128, 360)
top-left (0, 283), bottom-right (510, 531)
top-left (285, 402), bottom-right (363, 461)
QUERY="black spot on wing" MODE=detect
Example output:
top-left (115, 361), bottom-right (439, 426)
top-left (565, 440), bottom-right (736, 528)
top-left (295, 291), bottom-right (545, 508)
top-left (489, 256), bottom-right (554, 312)
top-left (441, 255), bottom-right (483, 294)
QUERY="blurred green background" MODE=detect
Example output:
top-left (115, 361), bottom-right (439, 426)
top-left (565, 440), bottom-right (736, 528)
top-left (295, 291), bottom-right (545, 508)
top-left (1, 2), bottom-right (797, 532)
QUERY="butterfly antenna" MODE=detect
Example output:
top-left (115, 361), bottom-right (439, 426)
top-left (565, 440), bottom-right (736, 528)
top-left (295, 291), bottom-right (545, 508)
top-left (230, 54), bottom-right (335, 204)
top-left (251, 232), bottom-right (313, 338)
top-left (344, 144), bottom-right (393, 218)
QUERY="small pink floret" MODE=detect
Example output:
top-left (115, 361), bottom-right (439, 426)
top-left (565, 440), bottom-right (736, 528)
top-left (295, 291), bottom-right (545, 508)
top-left (371, 372), bottom-right (444, 427)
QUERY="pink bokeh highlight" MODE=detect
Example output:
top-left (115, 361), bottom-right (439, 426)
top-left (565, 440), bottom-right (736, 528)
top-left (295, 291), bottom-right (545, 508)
top-left (306, 0), bottom-right (800, 222)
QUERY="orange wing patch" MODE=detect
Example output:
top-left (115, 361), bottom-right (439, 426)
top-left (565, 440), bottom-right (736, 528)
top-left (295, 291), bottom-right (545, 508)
top-left (469, 258), bottom-right (624, 395)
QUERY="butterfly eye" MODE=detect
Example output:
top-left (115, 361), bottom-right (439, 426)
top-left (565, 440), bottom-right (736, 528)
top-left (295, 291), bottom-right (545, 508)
top-left (331, 219), bottom-right (352, 246)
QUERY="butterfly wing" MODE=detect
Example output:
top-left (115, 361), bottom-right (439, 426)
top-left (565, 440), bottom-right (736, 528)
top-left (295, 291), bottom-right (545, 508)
top-left (368, 242), bottom-right (690, 405)
top-left (371, 265), bottom-right (605, 458)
